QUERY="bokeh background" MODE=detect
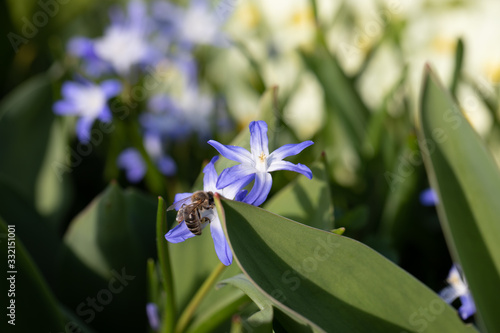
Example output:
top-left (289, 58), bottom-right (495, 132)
top-left (1, 0), bottom-right (499, 332)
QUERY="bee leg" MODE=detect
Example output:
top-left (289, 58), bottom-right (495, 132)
top-left (200, 217), bottom-right (211, 224)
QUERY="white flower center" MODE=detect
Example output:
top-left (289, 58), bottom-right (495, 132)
top-left (255, 151), bottom-right (268, 172)
top-left (448, 271), bottom-right (468, 296)
top-left (77, 86), bottom-right (106, 118)
top-left (94, 26), bottom-right (148, 74)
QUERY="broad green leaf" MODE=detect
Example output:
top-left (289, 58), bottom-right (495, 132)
top-left (417, 65), bottom-right (500, 332)
top-left (35, 116), bottom-right (74, 228)
top-left (218, 198), bottom-right (478, 333)
top-left (0, 176), bottom-right (62, 289)
top-left (0, 73), bottom-right (54, 203)
top-left (65, 183), bottom-right (144, 277)
top-left (264, 160), bottom-right (334, 230)
top-left (0, 217), bottom-right (66, 333)
top-left (62, 183), bottom-right (155, 332)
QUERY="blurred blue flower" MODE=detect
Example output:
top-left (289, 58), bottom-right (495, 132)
top-left (117, 148), bottom-right (147, 183)
top-left (208, 121), bottom-right (314, 206)
top-left (140, 94), bottom-right (190, 141)
top-left (165, 156), bottom-right (248, 266)
top-left (440, 264), bottom-right (476, 320)
top-left (144, 134), bottom-right (177, 176)
top-left (92, 0), bottom-right (162, 76)
top-left (140, 85), bottom-right (215, 141)
top-left (146, 302), bottom-right (160, 330)
top-left (67, 37), bottom-right (112, 78)
top-left (420, 188), bottom-right (439, 206)
top-left (53, 79), bottom-right (121, 143)
top-left (153, 0), bottom-right (227, 50)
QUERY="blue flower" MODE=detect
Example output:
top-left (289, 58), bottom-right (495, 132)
top-left (53, 80), bottom-right (121, 143)
top-left (117, 148), bottom-right (147, 183)
top-left (420, 188), bottom-right (439, 206)
top-left (153, 0), bottom-right (228, 50)
top-left (67, 37), bottom-right (112, 78)
top-left (140, 85), bottom-right (215, 141)
top-left (143, 134), bottom-right (177, 176)
top-left (208, 120), bottom-right (314, 206)
top-left (440, 264), bottom-right (476, 320)
top-left (92, 0), bottom-right (162, 76)
top-left (165, 156), bottom-right (248, 266)
top-left (146, 302), bottom-right (160, 330)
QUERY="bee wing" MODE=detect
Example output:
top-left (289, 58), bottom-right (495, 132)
top-left (167, 193), bottom-right (193, 211)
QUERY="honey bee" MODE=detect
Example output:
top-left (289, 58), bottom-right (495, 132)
top-left (167, 191), bottom-right (215, 235)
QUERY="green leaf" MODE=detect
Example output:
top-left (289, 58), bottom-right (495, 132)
top-left (0, 176), bottom-right (62, 289)
top-left (264, 159), bottom-right (334, 230)
top-left (218, 198), bottom-right (478, 333)
top-left (0, 73), bottom-right (55, 203)
top-left (301, 47), bottom-right (370, 151)
top-left (34, 117), bottom-right (74, 227)
top-left (62, 183), bottom-right (156, 332)
top-left (218, 275), bottom-right (274, 333)
top-left (218, 274), bottom-right (315, 333)
top-left (65, 183), bottom-right (145, 277)
top-left (450, 38), bottom-right (464, 97)
top-left (0, 217), bottom-right (66, 332)
top-left (417, 65), bottom-right (500, 332)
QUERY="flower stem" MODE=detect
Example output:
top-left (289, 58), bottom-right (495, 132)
top-left (174, 262), bottom-right (227, 333)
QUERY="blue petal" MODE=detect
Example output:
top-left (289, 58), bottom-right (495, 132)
top-left (100, 80), bottom-right (122, 98)
top-left (157, 155), bottom-right (177, 176)
top-left (53, 101), bottom-right (78, 115)
top-left (219, 172), bottom-right (254, 200)
top-left (267, 161), bottom-right (313, 179)
top-left (61, 81), bottom-right (84, 100)
top-left (165, 222), bottom-right (196, 243)
top-left (146, 303), bottom-right (160, 330)
top-left (243, 172), bottom-right (272, 206)
top-left (458, 293), bottom-right (476, 320)
top-left (208, 140), bottom-right (253, 164)
top-left (117, 148), bottom-right (147, 183)
top-left (128, 0), bottom-right (148, 26)
top-left (269, 141), bottom-right (314, 161)
top-left (420, 188), bottom-right (439, 206)
top-left (67, 37), bottom-right (96, 58)
top-left (76, 117), bottom-right (94, 143)
top-left (97, 105), bottom-right (112, 122)
top-left (234, 189), bottom-right (248, 202)
top-left (216, 164), bottom-right (255, 189)
top-left (249, 120), bottom-right (269, 157)
top-left (203, 156), bottom-right (220, 191)
top-left (210, 216), bottom-right (232, 265)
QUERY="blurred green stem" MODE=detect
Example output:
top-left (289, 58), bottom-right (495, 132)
top-left (174, 262), bottom-right (226, 333)
top-left (157, 197), bottom-right (176, 333)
